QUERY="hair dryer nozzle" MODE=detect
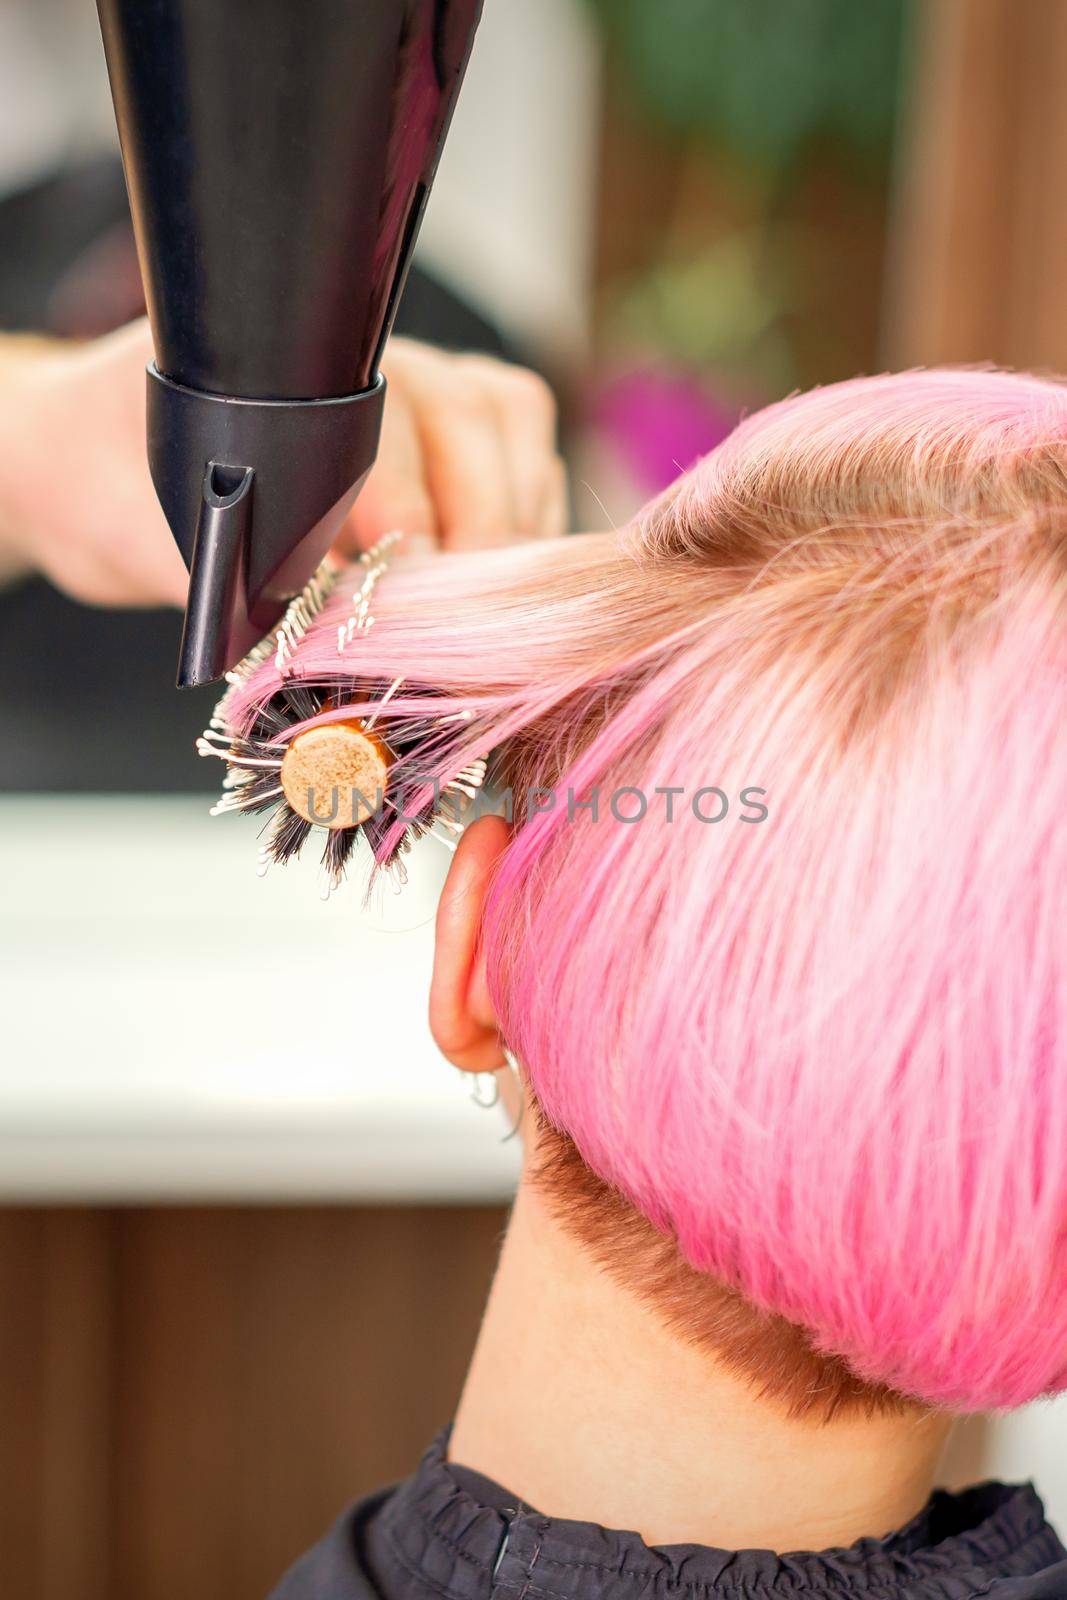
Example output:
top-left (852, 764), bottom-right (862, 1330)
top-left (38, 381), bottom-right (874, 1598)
top-left (97, 0), bottom-right (483, 685)
top-left (148, 366), bottom-right (385, 688)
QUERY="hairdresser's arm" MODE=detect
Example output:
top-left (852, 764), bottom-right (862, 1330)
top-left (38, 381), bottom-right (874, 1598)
top-left (0, 319), bottom-right (566, 607)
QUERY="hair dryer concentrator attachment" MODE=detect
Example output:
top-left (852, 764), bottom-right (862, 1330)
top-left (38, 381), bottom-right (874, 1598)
top-left (147, 367), bottom-right (385, 686)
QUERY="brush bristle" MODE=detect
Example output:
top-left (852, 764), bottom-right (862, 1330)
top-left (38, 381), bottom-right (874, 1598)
top-left (196, 544), bottom-right (489, 892)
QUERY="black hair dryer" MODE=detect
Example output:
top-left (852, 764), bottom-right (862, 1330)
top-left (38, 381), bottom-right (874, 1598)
top-left (96, 0), bottom-right (483, 687)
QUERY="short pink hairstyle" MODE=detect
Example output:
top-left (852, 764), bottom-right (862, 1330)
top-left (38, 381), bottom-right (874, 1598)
top-left (228, 368), bottom-right (1067, 1411)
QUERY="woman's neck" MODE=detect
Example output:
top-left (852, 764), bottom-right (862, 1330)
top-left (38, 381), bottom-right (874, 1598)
top-left (450, 1179), bottom-right (952, 1553)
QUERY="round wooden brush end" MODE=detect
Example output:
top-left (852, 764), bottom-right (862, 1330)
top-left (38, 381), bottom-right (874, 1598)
top-left (280, 721), bottom-right (391, 828)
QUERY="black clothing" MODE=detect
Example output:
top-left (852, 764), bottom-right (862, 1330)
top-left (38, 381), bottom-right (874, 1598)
top-left (269, 1430), bottom-right (1067, 1600)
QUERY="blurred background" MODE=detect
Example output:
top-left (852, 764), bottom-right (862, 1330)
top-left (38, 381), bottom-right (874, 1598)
top-left (0, 1), bottom-right (1065, 1596)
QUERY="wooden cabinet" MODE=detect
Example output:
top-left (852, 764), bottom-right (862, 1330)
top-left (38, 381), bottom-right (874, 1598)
top-left (0, 1206), bottom-right (504, 1600)
top-left (886, 0), bottom-right (1067, 371)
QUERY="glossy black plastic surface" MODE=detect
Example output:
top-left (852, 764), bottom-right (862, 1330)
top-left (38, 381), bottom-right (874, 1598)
top-left (148, 367), bottom-right (386, 687)
top-left (95, 0), bottom-right (482, 682)
top-left (97, 0), bottom-right (482, 400)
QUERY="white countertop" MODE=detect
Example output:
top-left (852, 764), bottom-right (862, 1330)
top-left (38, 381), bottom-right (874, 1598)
top-left (0, 796), bottom-right (521, 1201)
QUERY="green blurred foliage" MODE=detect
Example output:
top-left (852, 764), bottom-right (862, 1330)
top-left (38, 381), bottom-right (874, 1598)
top-left (588, 0), bottom-right (905, 172)
top-left (604, 225), bottom-right (809, 395)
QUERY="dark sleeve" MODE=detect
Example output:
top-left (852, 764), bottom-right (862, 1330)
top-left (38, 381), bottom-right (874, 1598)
top-left (266, 1496), bottom-right (388, 1600)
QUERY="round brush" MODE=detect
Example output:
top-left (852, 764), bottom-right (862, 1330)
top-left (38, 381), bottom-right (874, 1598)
top-left (195, 534), bottom-right (487, 896)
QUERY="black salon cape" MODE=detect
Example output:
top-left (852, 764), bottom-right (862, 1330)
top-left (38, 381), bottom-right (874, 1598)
top-left (268, 1431), bottom-right (1067, 1600)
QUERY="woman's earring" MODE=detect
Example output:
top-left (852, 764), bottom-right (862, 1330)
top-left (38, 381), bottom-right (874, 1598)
top-left (469, 1072), bottom-right (500, 1109)
top-left (499, 1046), bottom-right (525, 1142)
top-left (502, 1045), bottom-right (521, 1079)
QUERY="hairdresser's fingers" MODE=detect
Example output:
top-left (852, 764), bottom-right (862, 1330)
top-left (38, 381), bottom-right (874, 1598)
top-left (375, 338), bottom-right (523, 547)
top-left (343, 370), bottom-right (439, 551)
top-left (338, 339), bottom-right (562, 553)
top-left (461, 355), bottom-right (566, 539)
top-left (415, 373), bottom-right (517, 550)
top-left (532, 453), bottom-right (570, 541)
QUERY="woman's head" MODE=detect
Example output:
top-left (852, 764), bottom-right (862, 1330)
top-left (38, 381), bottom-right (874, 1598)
top-left (228, 367), bottom-right (1067, 1415)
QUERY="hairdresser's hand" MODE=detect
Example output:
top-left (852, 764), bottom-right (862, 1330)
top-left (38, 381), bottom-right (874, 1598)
top-left (0, 321), bottom-right (566, 609)
top-left (0, 320), bottom-right (189, 606)
top-left (0, 321), bottom-right (189, 606)
top-left (343, 337), bottom-right (568, 554)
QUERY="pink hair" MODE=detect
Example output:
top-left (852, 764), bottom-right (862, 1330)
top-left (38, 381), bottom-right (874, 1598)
top-left (226, 368), bottom-right (1067, 1410)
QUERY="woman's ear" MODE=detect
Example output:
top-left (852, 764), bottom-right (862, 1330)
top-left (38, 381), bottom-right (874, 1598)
top-left (429, 813), bottom-right (511, 1073)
